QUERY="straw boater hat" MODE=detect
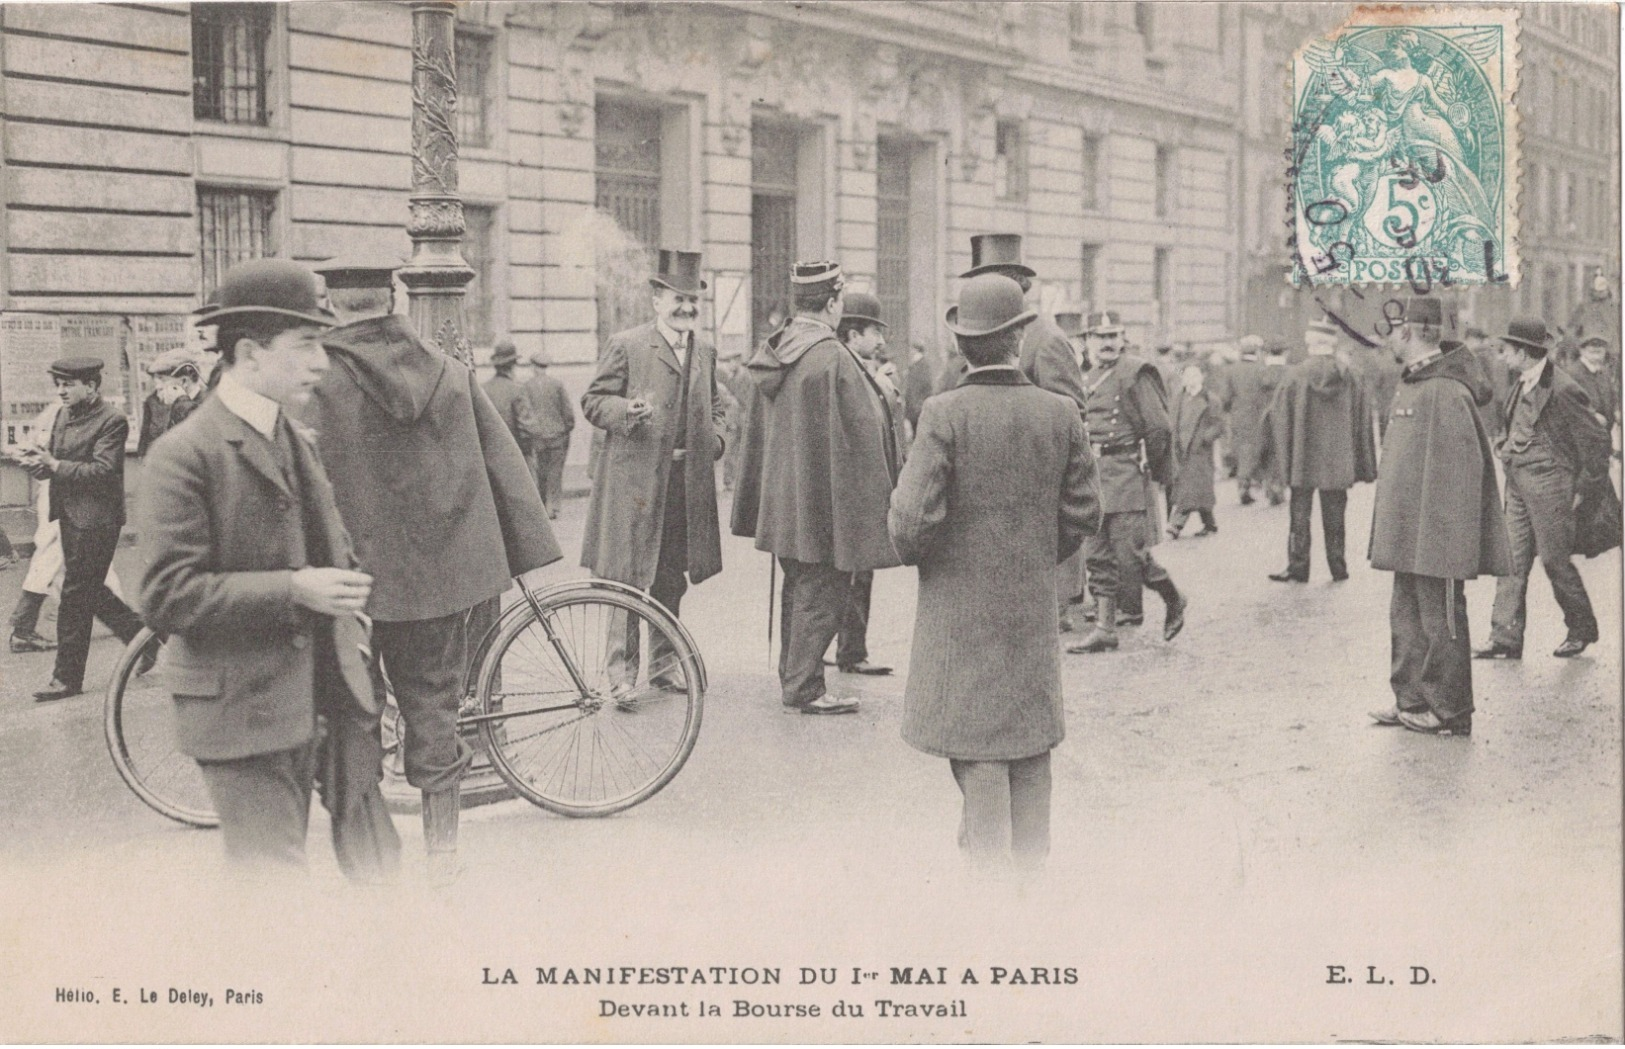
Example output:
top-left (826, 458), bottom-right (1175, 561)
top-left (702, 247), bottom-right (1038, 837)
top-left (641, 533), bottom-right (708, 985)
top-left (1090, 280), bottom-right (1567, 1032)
top-left (960, 234), bottom-right (1036, 280)
top-left (201, 259), bottom-right (337, 328)
top-left (944, 274), bottom-right (1037, 337)
top-left (791, 260), bottom-right (844, 292)
top-left (650, 249), bottom-right (706, 295)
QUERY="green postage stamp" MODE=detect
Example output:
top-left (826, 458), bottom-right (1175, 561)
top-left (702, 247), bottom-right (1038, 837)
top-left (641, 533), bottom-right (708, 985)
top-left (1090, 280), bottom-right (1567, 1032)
top-left (1290, 7), bottom-right (1521, 287)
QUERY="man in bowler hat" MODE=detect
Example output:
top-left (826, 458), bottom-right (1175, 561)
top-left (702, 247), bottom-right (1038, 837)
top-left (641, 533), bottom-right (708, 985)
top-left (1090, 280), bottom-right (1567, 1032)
top-left (483, 339), bottom-right (540, 453)
top-left (19, 356), bottom-right (145, 701)
top-left (582, 249), bottom-right (727, 700)
top-left (1476, 317), bottom-right (1612, 660)
top-left (1369, 298), bottom-right (1511, 735)
top-left (305, 252), bottom-right (560, 883)
top-left (890, 273), bottom-right (1100, 872)
top-left (523, 348), bottom-right (575, 518)
top-left (138, 259), bottom-right (400, 876)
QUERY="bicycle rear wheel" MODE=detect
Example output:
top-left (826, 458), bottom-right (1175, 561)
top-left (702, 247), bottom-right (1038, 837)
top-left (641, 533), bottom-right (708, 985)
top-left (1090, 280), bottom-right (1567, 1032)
top-left (474, 587), bottom-right (703, 817)
top-left (104, 628), bottom-right (219, 828)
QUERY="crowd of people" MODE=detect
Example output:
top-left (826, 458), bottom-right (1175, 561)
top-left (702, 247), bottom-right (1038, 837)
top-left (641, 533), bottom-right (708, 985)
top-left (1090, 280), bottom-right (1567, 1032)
top-left (2, 231), bottom-right (1619, 882)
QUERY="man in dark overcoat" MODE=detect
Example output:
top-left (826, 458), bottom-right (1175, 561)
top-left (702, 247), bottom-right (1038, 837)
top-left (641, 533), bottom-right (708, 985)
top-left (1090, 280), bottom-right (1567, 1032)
top-left (137, 348), bottom-right (203, 456)
top-left (1222, 335), bottom-right (1282, 505)
top-left (731, 261), bottom-right (900, 715)
top-left (1464, 327), bottom-right (1514, 439)
top-left (138, 259), bottom-right (400, 877)
top-left (890, 274), bottom-right (1100, 873)
top-left (523, 348), bottom-right (575, 518)
top-left (581, 249), bottom-right (727, 696)
top-left (19, 357), bottom-right (145, 701)
top-left (305, 254), bottom-right (561, 884)
top-left (1369, 298), bottom-right (1511, 736)
top-left (1068, 310), bottom-right (1187, 654)
top-left (1566, 335), bottom-right (1620, 437)
top-left (1476, 317), bottom-right (1612, 660)
top-left (483, 340), bottom-right (540, 456)
top-left (1167, 364), bottom-right (1223, 538)
top-left (1262, 318), bottom-right (1378, 583)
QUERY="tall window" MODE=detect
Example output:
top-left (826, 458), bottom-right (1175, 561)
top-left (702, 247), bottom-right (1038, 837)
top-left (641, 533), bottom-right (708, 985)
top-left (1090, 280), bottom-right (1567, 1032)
top-left (1080, 243), bottom-right (1101, 314)
top-left (1154, 145), bottom-right (1176, 218)
top-left (192, 4), bottom-right (272, 125)
top-left (198, 187), bottom-right (276, 297)
top-left (463, 204), bottom-right (496, 346)
top-left (875, 138), bottom-right (913, 353)
top-left (994, 120), bottom-right (1026, 201)
top-left (456, 30), bottom-right (493, 149)
top-left (1152, 247), bottom-right (1172, 330)
top-left (1081, 135), bottom-right (1101, 211)
top-left (595, 98), bottom-right (663, 347)
top-left (751, 121), bottom-right (800, 346)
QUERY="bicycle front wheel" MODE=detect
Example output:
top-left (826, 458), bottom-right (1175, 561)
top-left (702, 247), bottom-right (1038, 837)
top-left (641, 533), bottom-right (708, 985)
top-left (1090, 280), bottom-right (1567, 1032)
top-left (474, 588), bottom-right (703, 817)
top-left (104, 628), bottom-right (219, 828)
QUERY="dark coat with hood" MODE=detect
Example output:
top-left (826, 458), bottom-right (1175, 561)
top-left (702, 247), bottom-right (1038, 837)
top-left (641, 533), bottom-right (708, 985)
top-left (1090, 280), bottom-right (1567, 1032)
top-left (581, 321), bottom-right (727, 589)
top-left (304, 314), bottom-right (561, 622)
top-left (1262, 353), bottom-right (1378, 490)
top-left (1368, 344), bottom-right (1512, 580)
top-left (730, 316), bottom-right (901, 572)
top-left (1170, 383), bottom-right (1223, 511)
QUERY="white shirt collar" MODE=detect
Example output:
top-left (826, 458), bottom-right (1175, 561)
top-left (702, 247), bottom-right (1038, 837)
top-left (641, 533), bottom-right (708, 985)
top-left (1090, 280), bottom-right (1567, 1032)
top-left (215, 371), bottom-right (280, 439)
top-left (963, 363), bottom-right (1021, 377)
top-left (1519, 356), bottom-right (1548, 392)
top-left (655, 318), bottom-right (689, 357)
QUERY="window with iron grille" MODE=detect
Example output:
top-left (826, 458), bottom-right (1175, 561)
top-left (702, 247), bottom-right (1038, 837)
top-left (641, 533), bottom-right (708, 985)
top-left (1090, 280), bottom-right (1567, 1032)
top-left (595, 98), bottom-right (663, 347)
top-left (875, 138), bottom-right (913, 355)
top-left (198, 186), bottom-right (277, 297)
top-left (751, 121), bottom-right (800, 346)
top-left (192, 3), bottom-right (273, 125)
top-left (463, 204), bottom-right (496, 346)
top-left (456, 30), bottom-right (493, 149)
top-left (995, 120), bottom-right (1026, 201)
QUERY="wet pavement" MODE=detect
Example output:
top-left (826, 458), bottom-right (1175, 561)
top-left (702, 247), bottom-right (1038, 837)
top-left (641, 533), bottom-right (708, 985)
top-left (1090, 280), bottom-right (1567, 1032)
top-left (1, 479), bottom-right (1619, 1042)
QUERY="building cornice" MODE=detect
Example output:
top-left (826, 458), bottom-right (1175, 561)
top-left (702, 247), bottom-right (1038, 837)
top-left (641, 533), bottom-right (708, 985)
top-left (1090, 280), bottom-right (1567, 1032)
top-left (1010, 62), bottom-right (1236, 128)
top-left (704, 0), bottom-right (1025, 70)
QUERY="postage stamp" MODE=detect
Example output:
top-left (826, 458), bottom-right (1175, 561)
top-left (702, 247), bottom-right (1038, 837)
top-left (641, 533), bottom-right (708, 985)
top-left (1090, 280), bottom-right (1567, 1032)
top-left (1289, 7), bottom-right (1521, 288)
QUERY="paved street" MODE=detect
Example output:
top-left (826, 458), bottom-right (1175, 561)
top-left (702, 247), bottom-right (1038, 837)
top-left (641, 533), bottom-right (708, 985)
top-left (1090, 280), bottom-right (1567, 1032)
top-left (2, 479), bottom-right (1619, 1042)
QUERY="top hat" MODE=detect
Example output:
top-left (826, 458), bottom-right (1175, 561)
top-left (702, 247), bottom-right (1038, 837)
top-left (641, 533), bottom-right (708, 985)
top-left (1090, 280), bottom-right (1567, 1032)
top-left (650, 249), bottom-right (707, 295)
top-left (1085, 309), bottom-right (1126, 335)
top-left (961, 234), bottom-right (1036, 280)
top-left (840, 291), bottom-right (886, 329)
top-left (1402, 297), bottom-right (1444, 327)
top-left (490, 340), bottom-right (519, 367)
top-left (313, 252), bottom-right (404, 290)
top-left (945, 273), bottom-right (1037, 337)
top-left (1055, 310), bottom-right (1086, 338)
top-left (1501, 317), bottom-right (1552, 354)
top-left (146, 347), bottom-right (201, 378)
top-left (48, 356), bottom-right (105, 381)
top-left (203, 259), bottom-right (337, 328)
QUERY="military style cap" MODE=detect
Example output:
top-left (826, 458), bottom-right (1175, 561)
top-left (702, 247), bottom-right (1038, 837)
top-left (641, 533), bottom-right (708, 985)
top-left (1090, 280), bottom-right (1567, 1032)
top-left (146, 347), bottom-right (201, 377)
top-left (791, 260), bottom-right (844, 287)
top-left (48, 356), bottom-right (105, 381)
top-left (961, 234), bottom-right (1036, 280)
top-left (841, 291), bottom-right (886, 328)
top-left (1055, 310), bottom-right (1086, 338)
top-left (203, 259), bottom-right (337, 328)
top-left (490, 340), bottom-right (519, 367)
top-left (1085, 309), bottom-right (1126, 335)
top-left (945, 273), bottom-right (1037, 337)
top-left (650, 249), bottom-right (707, 295)
top-left (1501, 317), bottom-right (1552, 354)
top-left (313, 252), bottom-right (403, 290)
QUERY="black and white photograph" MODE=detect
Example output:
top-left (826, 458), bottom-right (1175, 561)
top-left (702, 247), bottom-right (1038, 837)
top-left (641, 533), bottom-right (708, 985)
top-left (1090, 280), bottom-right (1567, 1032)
top-left (0, 0), bottom-right (1619, 1042)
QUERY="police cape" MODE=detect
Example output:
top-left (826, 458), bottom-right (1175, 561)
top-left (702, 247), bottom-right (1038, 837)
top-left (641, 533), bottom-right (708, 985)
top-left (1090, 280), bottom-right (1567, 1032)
top-left (1368, 344), bottom-right (1512, 580)
top-left (730, 316), bottom-right (901, 572)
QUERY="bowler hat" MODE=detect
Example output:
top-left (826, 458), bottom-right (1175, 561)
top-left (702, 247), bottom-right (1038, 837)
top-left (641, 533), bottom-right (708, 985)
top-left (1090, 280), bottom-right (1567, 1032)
top-left (313, 252), bottom-right (404, 290)
top-left (1402, 297), bottom-right (1443, 327)
top-left (490, 340), bottom-right (519, 367)
top-left (191, 288), bottom-right (222, 319)
top-left (530, 348), bottom-right (552, 367)
top-left (1085, 309), bottom-right (1126, 335)
top-left (841, 291), bottom-right (887, 329)
top-left (945, 273), bottom-right (1037, 337)
top-left (204, 259), bottom-right (337, 328)
top-left (961, 234), bottom-right (1036, 280)
top-left (48, 356), bottom-right (104, 382)
top-left (1580, 334), bottom-right (1611, 349)
top-left (1501, 317), bottom-right (1551, 354)
top-left (650, 249), bottom-right (707, 295)
top-left (147, 347), bottom-right (201, 378)
top-left (1055, 310), bottom-right (1086, 338)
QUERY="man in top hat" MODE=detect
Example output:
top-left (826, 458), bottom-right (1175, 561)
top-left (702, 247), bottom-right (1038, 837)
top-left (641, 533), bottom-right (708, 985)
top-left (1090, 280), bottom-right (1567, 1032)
top-left (822, 290), bottom-right (907, 676)
top-left (1223, 335), bottom-right (1284, 505)
top-left (1475, 316), bottom-right (1611, 660)
top-left (1068, 309), bottom-right (1187, 654)
top-left (138, 259), bottom-right (400, 877)
top-left (582, 248), bottom-right (726, 700)
top-left (1369, 297), bottom-right (1511, 736)
top-left (890, 273), bottom-right (1100, 873)
top-left (304, 252), bottom-right (560, 883)
top-left (522, 347), bottom-right (575, 518)
top-left (138, 347), bottom-right (204, 456)
top-left (17, 356), bottom-right (146, 701)
top-left (1261, 317), bottom-right (1377, 583)
top-left (731, 261), bottom-right (900, 715)
top-left (483, 339), bottom-right (541, 455)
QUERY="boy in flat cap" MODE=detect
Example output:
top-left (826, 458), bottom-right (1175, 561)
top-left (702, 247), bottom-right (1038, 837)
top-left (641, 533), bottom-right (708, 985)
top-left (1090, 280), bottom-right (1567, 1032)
top-left (138, 259), bottom-right (400, 877)
top-left (19, 357), bottom-right (145, 701)
top-left (138, 347), bottom-right (204, 456)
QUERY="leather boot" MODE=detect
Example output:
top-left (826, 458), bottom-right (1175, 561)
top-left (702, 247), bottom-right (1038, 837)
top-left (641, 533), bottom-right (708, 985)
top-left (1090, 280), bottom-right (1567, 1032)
top-left (1067, 597), bottom-right (1119, 653)
top-left (1149, 579), bottom-right (1187, 641)
top-left (422, 784), bottom-right (461, 888)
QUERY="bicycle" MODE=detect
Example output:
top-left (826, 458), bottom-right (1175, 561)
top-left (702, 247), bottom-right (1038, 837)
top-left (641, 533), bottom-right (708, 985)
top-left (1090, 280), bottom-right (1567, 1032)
top-left (105, 578), bottom-right (706, 828)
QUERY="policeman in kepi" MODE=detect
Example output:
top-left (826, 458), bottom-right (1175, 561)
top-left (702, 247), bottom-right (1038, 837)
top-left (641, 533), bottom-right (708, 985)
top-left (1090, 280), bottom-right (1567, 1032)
top-left (1068, 309), bottom-right (1187, 655)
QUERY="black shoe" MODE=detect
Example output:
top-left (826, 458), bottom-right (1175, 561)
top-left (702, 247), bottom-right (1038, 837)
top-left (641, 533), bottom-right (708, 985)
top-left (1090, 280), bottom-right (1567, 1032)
top-left (33, 679), bottom-right (81, 703)
top-left (1472, 642), bottom-right (1522, 660)
top-left (1195, 525), bottom-right (1219, 537)
top-left (1329, 569), bottom-right (1349, 582)
top-left (1239, 491), bottom-right (1255, 506)
top-left (1162, 590), bottom-right (1187, 642)
top-left (9, 630), bottom-right (56, 653)
top-left (838, 661), bottom-right (892, 676)
top-left (1553, 638), bottom-right (1592, 658)
top-left (1268, 569), bottom-right (1308, 583)
top-left (1116, 612), bottom-right (1144, 627)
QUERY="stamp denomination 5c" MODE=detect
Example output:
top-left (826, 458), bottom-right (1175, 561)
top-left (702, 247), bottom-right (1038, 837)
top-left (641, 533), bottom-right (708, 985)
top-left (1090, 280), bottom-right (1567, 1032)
top-left (1290, 7), bottom-right (1520, 288)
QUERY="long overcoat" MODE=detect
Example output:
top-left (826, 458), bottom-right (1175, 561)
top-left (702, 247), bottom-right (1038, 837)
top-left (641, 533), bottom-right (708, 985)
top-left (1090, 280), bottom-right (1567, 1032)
top-left (1170, 385), bottom-right (1222, 511)
top-left (890, 369), bottom-right (1100, 761)
top-left (1262, 354), bottom-right (1378, 490)
top-left (1020, 314), bottom-right (1089, 596)
top-left (581, 321), bottom-right (727, 589)
top-left (306, 314), bottom-right (561, 622)
top-left (1221, 357), bottom-right (1279, 480)
top-left (1369, 346), bottom-right (1512, 580)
